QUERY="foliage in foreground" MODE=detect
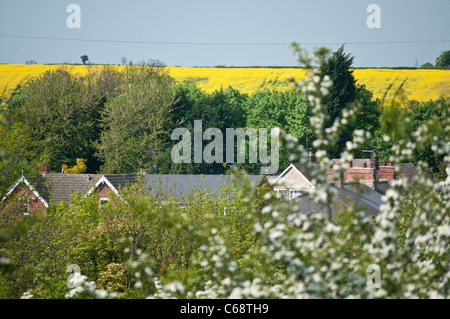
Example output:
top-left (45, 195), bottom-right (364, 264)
top-left (149, 46), bottom-right (450, 299)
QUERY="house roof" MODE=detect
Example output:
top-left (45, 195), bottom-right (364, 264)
top-left (374, 181), bottom-right (391, 195)
top-left (143, 174), bottom-right (264, 203)
top-left (103, 174), bottom-right (139, 190)
top-left (2, 174), bottom-right (50, 208)
top-left (275, 163), bottom-right (383, 216)
top-left (336, 183), bottom-right (382, 215)
top-left (3, 159), bottom-right (392, 216)
top-left (397, 163), bottom-right (420, 182)
top-left (291, 193), bottom-right (343, 215)
top-left (270, 163), bottom-right (315, 189)
top-left (3, 172), bottom-right (266, 206)
top-left (287, 184), bottom-right (381, 217)
top-left (44, 174), bottom-right (142, 203)
top-left (43, 174), bottom-right (103, 203)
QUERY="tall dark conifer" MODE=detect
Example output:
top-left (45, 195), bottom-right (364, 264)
top-left (319, 45), bottom-right (357, 157)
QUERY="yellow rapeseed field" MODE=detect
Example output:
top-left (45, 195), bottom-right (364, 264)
top-left (0, 64), bottom-right (449, 103)
top-left (352, 69), bottom-right (450, 103)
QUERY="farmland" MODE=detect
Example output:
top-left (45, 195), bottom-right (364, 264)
top-left (0, 64), bottom-right (449, 103)
top-left (1, 57), bottom-right (449, 301)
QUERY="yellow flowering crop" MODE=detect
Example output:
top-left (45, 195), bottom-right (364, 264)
top-left (166, 67), bottom-right (308, 95)
top-left (0, 64), bottom-right (110, 104)
top-left (1, 64), bottom-right (448, 103)
top-left (0, 64), bottom-right (54, 102)
top-left (352, 68), bottom-right (450, 102)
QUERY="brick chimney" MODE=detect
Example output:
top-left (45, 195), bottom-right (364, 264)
top-left (345, 161), bottom-right (376, 188)
top-left (308, 150), bottom-right (315, 163)
top-left (338, 170), bottom-right (344, 188)
top-left (371, 152), bottom-right (380, 170)
top-left (346, 166), bottom-right (374, 181)
top-left (379, 162), bottom-right (396, 180)
top-left (37, 162), bottom-right (51, 174)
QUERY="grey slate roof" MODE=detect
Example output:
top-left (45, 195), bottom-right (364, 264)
top-left (289, 184), bottom-right (381, 217)
top-left (374, 181), bottom-right (391, 195)
top-left (143, 174), bottom-right (264, 203)
top-left (25, 175), bottom-right (52, 204)
top-left (397, 163), bottom-right (420, 182)
top-left (44, 173), bottom-right (103, 203)
top-left (103, 174), bottom-right (139, 190)
top-left (291, 194), bottom-right (343, 215)
top-left (280, 163), bottom-right (384, 216)
top-left (6, 173), bottom-right (266, 206)
top-left (336, 183), bottom-right (382, 216)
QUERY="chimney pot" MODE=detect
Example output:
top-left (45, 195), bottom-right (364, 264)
top-left (371, 152), bottom-right (379, 170)
top-left (37, 162), bottom-right (51, 174)
top-left (308, 150), bottom-right (315, 163)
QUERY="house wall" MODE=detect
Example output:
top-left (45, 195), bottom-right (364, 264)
top-left (7, 187), bottom-right (46, 213)
top-left (275, 167), bottom-right (314, 189)
top-left (98, 183), bottom-right (111, 199)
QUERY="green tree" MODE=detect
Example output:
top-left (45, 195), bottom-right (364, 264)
top-left (95, 64), bottom-right (177, 173)
top-left (373, 98), bottom-right (448, 178)
top-left (420, 62), bottom-right (434, 69)
top-left (348, 84), bottom-right (381, 159)
top-left (222, 86), bottom-right (248, 128)
top-left (435, 50), bottom-right (450, 69)
top-left (174, 89), bottom-right (237, 174)
top-left (151, 83), bottom-right (205, 174)
top-left (319, 45), bottom-right (359, 157)
top-left (244, 89), bottom-right (311, 171)
top-left (0, 122), bottom-right (39, 199)
top-left (80, 55), bottom-right (89, 65)
top-left (154, 86), bottom-right (248, 175)
top-left (62, 158), bottom-right (88, 174)
top-left (8, 68), bottom-right (99, 172)
top-left (320, 45), bottom-right (357, 125)
top-left (244, 89), bottom-right (310, 138)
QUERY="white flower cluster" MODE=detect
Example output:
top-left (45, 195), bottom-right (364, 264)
top-left (65, 271), bottom-right (117, 299)
top-left (141, 48), bottom-right (450, 299)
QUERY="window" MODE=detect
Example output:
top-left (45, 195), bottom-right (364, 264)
top-left (274, 189), bottom-right (288, 199)
top-left (289, 190), bottom-right (302, 200)
top-left (99, 197), bottom-right (110, 207)
top-left (18, 196), bottom-right (30, 216)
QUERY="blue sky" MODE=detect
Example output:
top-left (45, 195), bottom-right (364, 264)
top-left (0, 0), bottom-right (449, 67)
